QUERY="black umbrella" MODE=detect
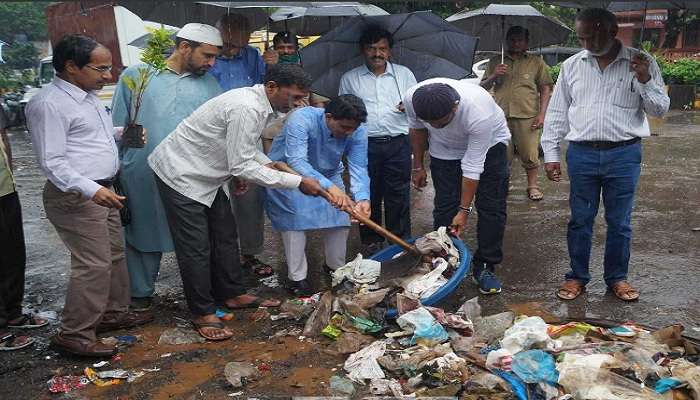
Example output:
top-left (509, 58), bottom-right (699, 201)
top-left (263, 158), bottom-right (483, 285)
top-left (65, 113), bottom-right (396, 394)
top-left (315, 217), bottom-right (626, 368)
top-left (447, 4), bottom-right (571, 63)
top-left (299, 11), bottom-right (479, 98)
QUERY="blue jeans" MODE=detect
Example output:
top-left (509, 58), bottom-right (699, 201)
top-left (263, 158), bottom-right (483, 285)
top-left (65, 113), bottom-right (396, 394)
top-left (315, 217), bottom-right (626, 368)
top-left (565, 141), bottom-right (641, 286)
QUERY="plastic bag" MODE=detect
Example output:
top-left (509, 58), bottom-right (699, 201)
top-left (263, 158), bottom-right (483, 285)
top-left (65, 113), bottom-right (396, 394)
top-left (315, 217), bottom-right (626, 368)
top-left (302, 291), bottom-right (334, 337)
top-left (473, 311), bottom-right (515, 344)
top-left (414, 226), bottom-right (460, 265)
top-left (501, 316), bottom-right (554, 354)
top-left (669, 359), bottom-right (700, 399)
top-left (344, 340), bottom-right (387, 382)
top-left (405, 257), bottom-right (449, 299)
top-left (557, 354), bottom-right (659, 400)
top-left (486, 348), bottom-right (513, 371)
top-left (332, 254), bottom-right (381, 286)
top-left (396, 307), bottom-right (449, 345)
top-left (511, 349), bottom-right (559, 384)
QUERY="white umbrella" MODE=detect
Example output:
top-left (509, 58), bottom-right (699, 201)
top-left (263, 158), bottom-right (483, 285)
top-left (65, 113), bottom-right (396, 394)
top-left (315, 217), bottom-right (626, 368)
top-left (268, 2), bottom-right (388, 35)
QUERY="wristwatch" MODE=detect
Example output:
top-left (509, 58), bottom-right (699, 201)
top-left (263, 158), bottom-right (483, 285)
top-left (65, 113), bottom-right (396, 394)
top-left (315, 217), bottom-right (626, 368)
top-left (458, 205), bottom-right (473, 215)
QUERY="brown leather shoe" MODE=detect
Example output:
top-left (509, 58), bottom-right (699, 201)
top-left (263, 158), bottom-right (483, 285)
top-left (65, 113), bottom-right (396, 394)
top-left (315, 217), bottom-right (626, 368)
top-left (50, 334), bottom-right (116, 357)
top-left (96, 312), bottom-right (154, 333)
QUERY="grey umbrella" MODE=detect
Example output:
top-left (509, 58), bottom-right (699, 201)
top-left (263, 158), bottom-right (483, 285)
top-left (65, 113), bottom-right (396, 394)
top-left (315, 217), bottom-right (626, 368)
top-left (116, 1), bottom-right (320, 30)
top-left (268, 2), bottom-right (388, 35)
top-left (299, 11), bottom-right (479, 98)
top-left (546, 0), bottom-right (700, 8)
top-left (446, 4), bottom-right (571, 63)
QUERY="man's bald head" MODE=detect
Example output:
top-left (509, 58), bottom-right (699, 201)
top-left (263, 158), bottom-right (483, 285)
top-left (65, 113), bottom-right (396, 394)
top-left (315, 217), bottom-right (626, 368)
top-left (575, 8), bottom-right (619, 57)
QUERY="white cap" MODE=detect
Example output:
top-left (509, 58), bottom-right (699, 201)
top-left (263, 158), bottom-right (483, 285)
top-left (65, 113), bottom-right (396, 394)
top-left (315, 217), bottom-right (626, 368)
top-left (176, 23), bottom-right (223, 47)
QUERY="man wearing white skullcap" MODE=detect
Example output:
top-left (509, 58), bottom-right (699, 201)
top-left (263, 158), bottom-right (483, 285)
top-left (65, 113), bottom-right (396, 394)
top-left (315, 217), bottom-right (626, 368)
top-left (111, 22), bottom-right (223, 312)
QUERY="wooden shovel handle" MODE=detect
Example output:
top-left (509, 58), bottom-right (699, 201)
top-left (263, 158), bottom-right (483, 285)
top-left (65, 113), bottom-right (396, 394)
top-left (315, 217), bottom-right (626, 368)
top-left (273, 162), bottom-right (419, 255)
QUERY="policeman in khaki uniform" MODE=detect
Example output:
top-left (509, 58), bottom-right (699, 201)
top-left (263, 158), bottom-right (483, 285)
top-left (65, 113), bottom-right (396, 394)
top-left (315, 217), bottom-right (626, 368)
top-left (481, 26), bottom-right (553, 201)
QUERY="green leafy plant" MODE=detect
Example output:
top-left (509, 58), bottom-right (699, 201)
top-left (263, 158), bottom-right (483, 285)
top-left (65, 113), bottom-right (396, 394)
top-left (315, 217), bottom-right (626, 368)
top-left (666, 58), bottom-right (700, 85)
top-left (121, 26), bottom-right (173, 125)
top-left (549, 62), bottom-right (562, 83)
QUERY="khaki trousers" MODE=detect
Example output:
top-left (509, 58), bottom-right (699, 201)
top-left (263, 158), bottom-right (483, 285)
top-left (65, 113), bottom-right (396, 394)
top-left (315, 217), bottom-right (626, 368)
top-left (507, 117), bottom-right (541, 170)
top-left (43, 182), bottom-right (129, 344)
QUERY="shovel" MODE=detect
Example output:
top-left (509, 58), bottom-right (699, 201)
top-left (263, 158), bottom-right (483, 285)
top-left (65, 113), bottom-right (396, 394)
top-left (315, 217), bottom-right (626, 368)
top-left (273, 163), bottom-right (426, 283)
top-left (274, 163), bottom-right (417, 253)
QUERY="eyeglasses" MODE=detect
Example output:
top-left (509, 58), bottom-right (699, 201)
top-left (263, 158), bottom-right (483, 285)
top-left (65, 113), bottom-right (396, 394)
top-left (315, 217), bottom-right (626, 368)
top-left (85, 64), bottom-right (113, 73)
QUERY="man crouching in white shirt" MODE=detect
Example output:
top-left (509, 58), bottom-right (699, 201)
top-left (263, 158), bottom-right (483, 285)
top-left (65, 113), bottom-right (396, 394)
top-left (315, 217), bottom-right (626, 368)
top-left (148, 64), bottom-right (323, 341)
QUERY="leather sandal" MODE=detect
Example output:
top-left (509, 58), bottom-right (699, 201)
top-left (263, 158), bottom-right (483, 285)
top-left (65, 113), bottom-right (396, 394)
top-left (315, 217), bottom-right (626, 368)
top-left (610, 281), bottom-right (640, 301)
top-left (556, 280), bottom-right (586, 300)
top-left (191, 320), bottom-right (233, 341)
top-left (0, 332), bottom-right (34, 351)
top-left (527, 186), bottom-right (544, 201)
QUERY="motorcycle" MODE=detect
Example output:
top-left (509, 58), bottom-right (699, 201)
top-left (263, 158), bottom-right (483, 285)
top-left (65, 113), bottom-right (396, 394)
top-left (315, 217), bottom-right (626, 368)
top-left (1, 90), bottom-right (25, 128)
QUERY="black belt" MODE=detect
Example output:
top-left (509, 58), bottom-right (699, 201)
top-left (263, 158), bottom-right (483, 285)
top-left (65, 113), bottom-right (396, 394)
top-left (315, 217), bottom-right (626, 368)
top-left (368, 135), bottom-right (406, 143)
top-left (574, 137), bottom-right (640, 150)
top-left (94, 177), bottom-right (115, 187)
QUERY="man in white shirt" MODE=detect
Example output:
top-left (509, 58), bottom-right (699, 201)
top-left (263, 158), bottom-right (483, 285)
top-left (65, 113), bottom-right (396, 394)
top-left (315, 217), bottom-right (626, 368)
top-left (405, 79), bottom-right (511, 295)
top-left (542, 8), bottom-right (669, 302)
top-left (339, 27), bottom-right (417, 254)
top-left (26, 35), bottom-right (152, 357)
top-left (148, 64), bottom-right (322, 341)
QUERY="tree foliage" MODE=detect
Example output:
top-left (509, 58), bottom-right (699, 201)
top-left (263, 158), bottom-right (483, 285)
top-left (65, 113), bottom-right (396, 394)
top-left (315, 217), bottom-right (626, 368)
top-left (2, 42), bottom-right (39, 70)
top-left (0, 2), bottom-right (49, 43)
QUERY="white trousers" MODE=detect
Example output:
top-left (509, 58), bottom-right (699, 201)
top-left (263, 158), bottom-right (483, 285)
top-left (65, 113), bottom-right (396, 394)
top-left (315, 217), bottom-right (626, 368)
top-left (280, 227), bottom-right (350, 282)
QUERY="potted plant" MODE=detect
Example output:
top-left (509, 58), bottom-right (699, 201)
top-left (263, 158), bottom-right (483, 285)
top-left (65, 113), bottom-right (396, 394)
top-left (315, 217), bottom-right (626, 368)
top-left (121, 26), bottom-right (174, 147)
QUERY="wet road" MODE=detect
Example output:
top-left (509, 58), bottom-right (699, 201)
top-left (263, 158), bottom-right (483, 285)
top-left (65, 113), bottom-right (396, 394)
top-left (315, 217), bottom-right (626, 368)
top-left (7, 111), bottom-right (700, 334)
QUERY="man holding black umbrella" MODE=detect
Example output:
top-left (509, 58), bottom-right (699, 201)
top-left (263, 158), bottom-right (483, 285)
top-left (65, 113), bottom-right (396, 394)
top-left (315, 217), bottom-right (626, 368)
top-left (339, 27), bottom-right (417, 255)
top-left (481, 26), bottom-right (553, 201)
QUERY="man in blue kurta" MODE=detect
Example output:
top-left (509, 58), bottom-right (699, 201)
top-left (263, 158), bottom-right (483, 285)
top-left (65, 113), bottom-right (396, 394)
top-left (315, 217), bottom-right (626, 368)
top-left (111, 24), bottom-right (223, 311)
top-left (209, 13), bottom-right (279, 277)
top-left (265, 95), bottom-right (371, 296)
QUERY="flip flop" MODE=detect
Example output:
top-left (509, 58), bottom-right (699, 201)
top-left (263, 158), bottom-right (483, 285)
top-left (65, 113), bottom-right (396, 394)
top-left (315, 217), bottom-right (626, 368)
top-left (225, 295), bottom-right (281, 310)
top-left (610, 281), bottom-right (640, 301)
top-left (0, 332), bottom-right (34, 351)
top-left (7, 314), bottom-right (49, 329)
top-left (527, 186), bottom-right (544, 201)
top-left (191, 321), bottom-right (233, 341)
top-left (556, 280), bottom-right (586, 300)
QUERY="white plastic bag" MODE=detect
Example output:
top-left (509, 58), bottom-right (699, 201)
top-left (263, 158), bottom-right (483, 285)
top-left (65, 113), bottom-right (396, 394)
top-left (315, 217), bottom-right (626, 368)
top-left (405, 257), bottom-right (448, 299)
top-left (332, 253), bottom-right (381, 286)
top-left (344, 340), bottom-right (387, 382)
top-left (501, 316), bottom-right (554, 354)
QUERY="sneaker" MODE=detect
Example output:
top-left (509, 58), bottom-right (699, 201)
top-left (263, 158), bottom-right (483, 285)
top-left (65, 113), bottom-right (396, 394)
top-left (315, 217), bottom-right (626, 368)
top-left (471, 262), bottom-right (502, 295)
top-left (130, 297), bottom-right (153, 312)
top-left (287, 279), bottom-right (313, 297)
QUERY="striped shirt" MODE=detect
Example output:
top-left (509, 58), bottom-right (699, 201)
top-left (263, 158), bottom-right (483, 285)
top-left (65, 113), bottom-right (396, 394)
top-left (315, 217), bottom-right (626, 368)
top-left (542, 43), bottom-right (670, 163)
top-left (148, 84), bottom-right (302, 207)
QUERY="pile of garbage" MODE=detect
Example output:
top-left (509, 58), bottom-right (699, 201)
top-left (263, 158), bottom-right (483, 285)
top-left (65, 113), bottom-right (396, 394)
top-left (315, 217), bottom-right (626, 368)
top-left (289, 291), bottom-right (700, 399)
top-left (266, 229), bottom-right (700, 398)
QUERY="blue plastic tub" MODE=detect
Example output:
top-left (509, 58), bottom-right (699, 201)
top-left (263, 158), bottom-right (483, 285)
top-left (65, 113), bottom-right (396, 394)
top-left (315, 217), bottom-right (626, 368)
top-left (369, 236), bottom-right (472, 319)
